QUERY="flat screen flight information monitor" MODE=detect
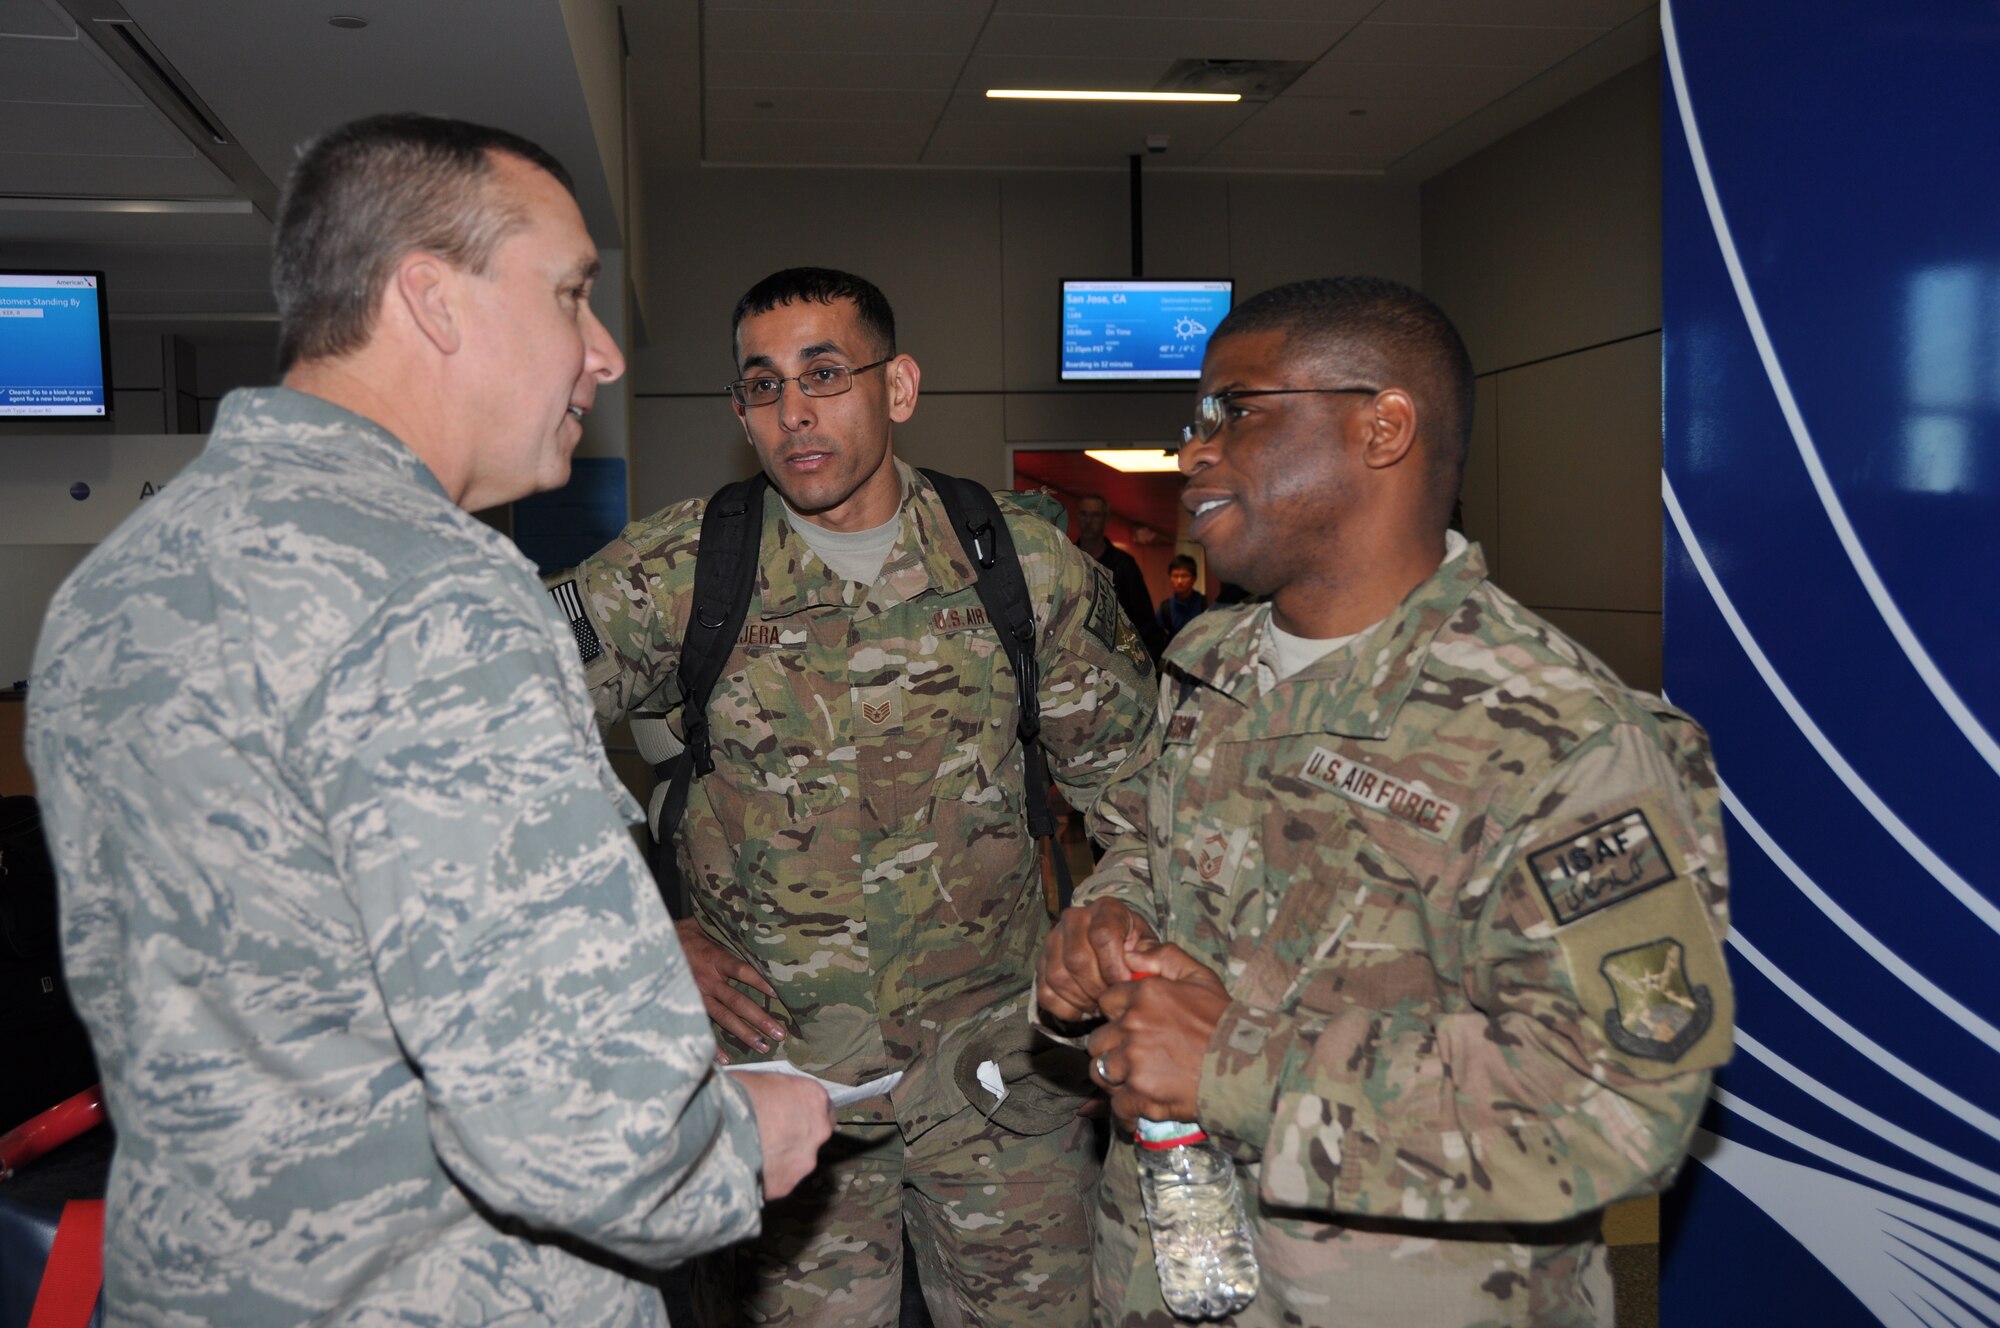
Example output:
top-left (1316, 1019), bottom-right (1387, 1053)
top-left (1060, 278), bottom-right (1231, 381)
top-left (1, 271), bottom-right (113, 418)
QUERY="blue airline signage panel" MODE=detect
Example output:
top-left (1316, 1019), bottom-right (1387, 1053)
top-left (1659, 3), bottom-right (2000, 1324)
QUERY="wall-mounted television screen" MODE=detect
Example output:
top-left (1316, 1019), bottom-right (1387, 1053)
top-left (1, 270), bottom-right (113, 418)
top-left (1061, 278), bottom-right (1231, 382)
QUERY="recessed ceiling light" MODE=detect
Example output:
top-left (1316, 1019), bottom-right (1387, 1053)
top-left (328, 15), bottom-right (368, 29)
top-left (1086, 449), bottom-right (1183, 473)
top-left (985, 89), bottom-right (1240, 104)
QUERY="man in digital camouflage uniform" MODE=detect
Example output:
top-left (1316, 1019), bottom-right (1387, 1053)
top-left (1037, 276), bottom-right (1732, 1327)
top-left (26, 114), bottom-right (832, 1326)
top-left (548, 267), bottom-right (1158, 1326)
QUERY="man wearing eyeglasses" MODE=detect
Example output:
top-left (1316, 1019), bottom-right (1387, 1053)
top-left (1037, 276), bottom-right (1732, 1327)
top-left (551, 268), bottom-right (1157, 1327)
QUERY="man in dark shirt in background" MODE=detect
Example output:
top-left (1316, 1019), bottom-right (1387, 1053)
top-left (1073, 493), bottom-right (1167, 664)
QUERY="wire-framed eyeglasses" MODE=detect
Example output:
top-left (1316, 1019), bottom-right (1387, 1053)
top-left (1181, 385), bottom-right (1380, 445)
top-left (727, 358), bottom-right (891, 408)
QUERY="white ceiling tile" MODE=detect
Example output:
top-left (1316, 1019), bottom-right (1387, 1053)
top-left (0, 31), bottom-right (143, 105)
top-left (705, 48), bottom-right (961, 91)
top-left (1320, 20), bottom-right (1604, 67)
top-left (956, 53), bottom-right (1178, 93)
top-left (1288, 59), bottom-right (1540, 101)
top-left (945, 90), bottom-right (1254, 134)
top-left (1214, 103), bottom-right (1474, 158)
top-left (1251, 91), bottom-right (1489, 128)
top-left (0, 0), bottom-right (71, 39)
top-left (976, 13), bottom-right (1356, 63)
top-left (706, 118), bottom-right (934, 165)
top-left (707, 87), bottom-right (949, 122)
top-left (705, 8), bottom-right (985, 56)
top-left (0, 103), bottom-right (196, 159)
top-left (1367, 0), bottom-right (1650, 27)
top-left (0, 150), bottom-right (237, 197)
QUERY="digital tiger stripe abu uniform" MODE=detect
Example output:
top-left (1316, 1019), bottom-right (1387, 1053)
top-left (26, 117), bottom-right (832, 1326)
top-left (553, 268), bottom-right (1156, 1327)
top-left (1038, 277), bottom-right (1732, 1327)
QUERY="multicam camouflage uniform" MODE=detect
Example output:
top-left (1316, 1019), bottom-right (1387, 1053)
top-left (553, 460), bottom-right (1157, 1326)
top-left (26, 388), bottom-right (764, 1326)
top-left (1077, 536), bottom-right (1732, 1327)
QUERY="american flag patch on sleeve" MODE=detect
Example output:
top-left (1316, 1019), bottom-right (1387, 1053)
top-left (547, 578), bottom-right (603, 664)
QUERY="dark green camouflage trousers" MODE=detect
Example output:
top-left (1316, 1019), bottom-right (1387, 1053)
top-left (693, 1107), bottom-right (1097, 1327)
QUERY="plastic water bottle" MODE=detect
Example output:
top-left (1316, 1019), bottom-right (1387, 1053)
top-left (1134, 1118), bottom-right (1260, 1320)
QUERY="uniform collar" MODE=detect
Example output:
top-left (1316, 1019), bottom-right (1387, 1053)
top-left (754, 460), bottom-right (975, 619)
top-left (207, 385), bottom-right (451, 503)
top-left (1165, 538), bottom-right (1491, 739)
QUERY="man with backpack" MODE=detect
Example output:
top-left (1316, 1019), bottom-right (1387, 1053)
top-left (547, 268), bottom-right (1157, 1327)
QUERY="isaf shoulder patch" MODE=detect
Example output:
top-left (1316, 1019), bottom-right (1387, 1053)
top-left (547, 578), bottom-right (602, 664)
top-left (1528, 807), bottom-right (1675, 925)
top-left (1600, 937), bottom-right (1715, 1061)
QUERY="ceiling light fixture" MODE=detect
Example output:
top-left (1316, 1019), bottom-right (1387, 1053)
top-left (328, 15), bottom-right (368, 29)
top-left (1086, 449), bottom-right (1183, 473)
top-left (985, 89), bottom-right (1240, 104)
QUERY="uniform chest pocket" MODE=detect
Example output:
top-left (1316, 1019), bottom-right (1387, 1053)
top-left (1276, 831), bottom-right (1460, 1019)
top-left (702, 644), bottom-right (846, 842)
top-left (869, 624), bottom-right (1010, 824)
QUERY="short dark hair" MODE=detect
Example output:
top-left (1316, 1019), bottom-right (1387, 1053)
top-left (273, 113), bottom-right (575, 373)
top-left (1169, 553), bottom-right (1199, 575)
top-left (1211, 277), bottom-right (1475, 523)
top-left (731, 268), bottom-right (896, 365)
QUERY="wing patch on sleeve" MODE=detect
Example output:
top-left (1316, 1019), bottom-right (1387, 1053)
top-left (547, 578), bottom-right (603, 664)
top-left (1600, 938), bottom-right (1716, 1062)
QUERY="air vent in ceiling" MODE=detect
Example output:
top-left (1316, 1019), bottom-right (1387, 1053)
top-left (1155, 59), bottom-right (1311, 103)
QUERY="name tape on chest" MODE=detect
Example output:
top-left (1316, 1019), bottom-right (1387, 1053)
top-left (737, 623), bottom-right (805, 649)
top-left (1300, 746), bottom-right (1460, 838)
top-left (931, 604), bottom-right (991, 634)
top-left (1528, 808), bottom-right (1677, 926)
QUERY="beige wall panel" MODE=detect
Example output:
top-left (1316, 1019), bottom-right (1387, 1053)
top-left (1420, 58), bottom-right (1660, 374)
top-left (1001, 172), bottom-right (1133, 393)
top-left (1459, 374), bottom-right (1501, 579)
top-left (1226, 176), bottom-right (1423, 302)
top-left (1138, 171), bottom-right (1234, 280)
top-left (636, 168), bottom-right (1006, 395)
top-left (1494, 332), bottom-right (1662, 612)
top-left (896, 393), bottom-right (1010, 490)
top-left (2, 544), bottom-right (92, 689)
top-left (1531, 606), bottom-right (1662, 694)
top-left (1003, 391), bottom-right (1191, 447)
top-left (629, 396), bottom-right (759, 519)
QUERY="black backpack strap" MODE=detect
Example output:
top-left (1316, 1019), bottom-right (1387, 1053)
top-left (919, 469), bottom-right (1074, 913)
top-left (650, 474), bottom-right (768, 918)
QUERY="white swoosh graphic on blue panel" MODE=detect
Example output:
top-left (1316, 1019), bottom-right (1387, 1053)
top-left (1662, 0), bottom-right (2000, 782)
top-left (1662, 479), bottom-right (1997, 935)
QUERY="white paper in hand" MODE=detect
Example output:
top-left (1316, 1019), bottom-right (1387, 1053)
top-left (725, 1059), bottom-right (904, 1108)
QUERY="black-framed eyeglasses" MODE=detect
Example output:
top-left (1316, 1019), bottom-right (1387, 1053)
top-left (1183, 386), bottom-right (1380, 445)
top-left (727, 358), bottom-right (891, 408)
